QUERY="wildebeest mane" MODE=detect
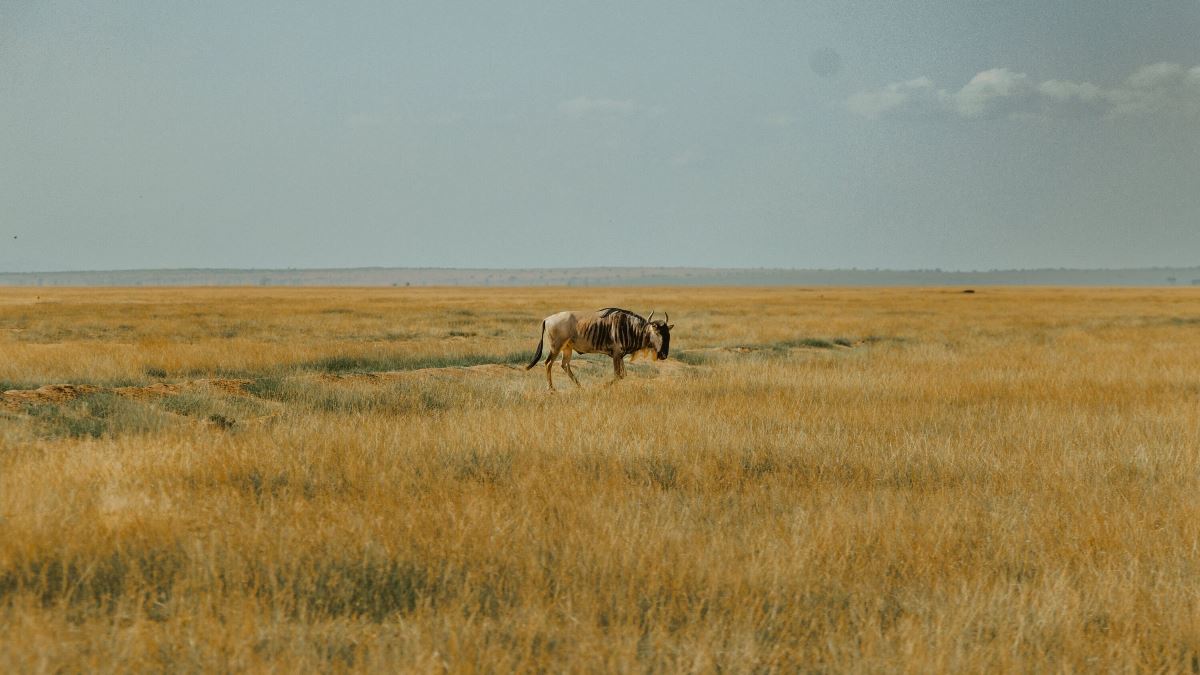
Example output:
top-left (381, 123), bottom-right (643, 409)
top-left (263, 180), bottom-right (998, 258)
top-left (597, 307), bottom-right (644, 320)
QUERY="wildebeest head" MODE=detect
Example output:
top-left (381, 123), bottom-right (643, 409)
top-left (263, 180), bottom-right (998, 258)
top-left (646, 311), bottom-right (673, 360)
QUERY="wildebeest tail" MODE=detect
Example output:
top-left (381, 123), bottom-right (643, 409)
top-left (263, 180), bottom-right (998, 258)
top-left (525, 320), bottom-right (546, 370)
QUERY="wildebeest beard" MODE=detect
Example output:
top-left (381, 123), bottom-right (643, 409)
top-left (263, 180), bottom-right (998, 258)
top-left (655, 323), bottom-right (671, 359)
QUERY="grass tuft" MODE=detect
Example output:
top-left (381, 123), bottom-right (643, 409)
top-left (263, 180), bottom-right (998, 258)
top-left (0, 546), bottom-right (184, 615)
top-left (625, 456), bottom-right (680, 490)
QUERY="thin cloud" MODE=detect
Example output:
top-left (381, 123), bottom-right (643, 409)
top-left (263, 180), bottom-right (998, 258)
top-left (950, 68), bottom-right (1034, 118)
top-left (1108, 63), bottom-right (1200, 117)
top-left (849, 63), bottom-right (1200, 120)
top-left (846, 77), bottom-right (938, 119)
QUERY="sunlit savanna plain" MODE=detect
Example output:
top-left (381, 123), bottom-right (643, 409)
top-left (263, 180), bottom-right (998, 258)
top-left (1, 286), bottom-right (1199, 672)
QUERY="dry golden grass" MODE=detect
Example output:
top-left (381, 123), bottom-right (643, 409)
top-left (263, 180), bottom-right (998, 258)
top-left (1, 286), bottom-right (1199, 672)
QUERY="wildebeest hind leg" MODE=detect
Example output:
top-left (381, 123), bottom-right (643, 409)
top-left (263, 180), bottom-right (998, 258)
top-left (545, 347), bottom-right (560, 390)
top-left (561, 349), bottom-right (582, 387)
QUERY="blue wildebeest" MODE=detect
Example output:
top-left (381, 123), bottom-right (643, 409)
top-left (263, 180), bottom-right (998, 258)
top-left (525, 308), bottom-right (674, 390)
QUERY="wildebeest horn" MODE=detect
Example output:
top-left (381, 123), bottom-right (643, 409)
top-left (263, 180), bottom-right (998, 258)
top-left (647, 311), bottom-right (656, 322)
top-left (664, 312), bottom-right (669, 323)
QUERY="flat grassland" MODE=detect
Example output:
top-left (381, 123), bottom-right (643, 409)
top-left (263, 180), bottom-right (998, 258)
top-left (1, 287), bottom-right (1198, 672)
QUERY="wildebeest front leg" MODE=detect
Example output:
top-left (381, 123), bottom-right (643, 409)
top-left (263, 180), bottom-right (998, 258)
top-left (608, 353), bottom-right (623, 384)
top-left (561, 348), bottom-right (582, 387)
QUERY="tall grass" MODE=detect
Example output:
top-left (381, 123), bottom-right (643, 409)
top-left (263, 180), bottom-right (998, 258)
top-left (1, 287), bottom-right (1199, 671)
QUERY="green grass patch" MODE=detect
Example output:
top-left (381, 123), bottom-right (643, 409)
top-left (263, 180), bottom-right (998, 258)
top-left (191, 348), bottom-right (534, 382)
top-left (735, 337), bottom-right (849, 354)
top-left (24, 393), bottom-right (171, 439)
top-left (263, 555), bottom-right (432, 622)
top-left (243, 378), bottom-right (454, 415)
top-left (772, 337), bottom-right (843, 350)
top-left (672, 351), bottom-right (713, 366)
top-left (243, 376), bottom-right (287, 400)
top-left (157, 390), bottom-right (273, 428)
top-left (304, 350), bottom-right (530, 374)
top-left (0, 545), bottom-right (184, 616)
top-left (0, 379), bottom-right (43, 392)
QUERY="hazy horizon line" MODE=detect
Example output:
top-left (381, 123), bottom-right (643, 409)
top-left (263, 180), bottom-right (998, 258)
top-left (6, 264), bottom-right (1200, 276)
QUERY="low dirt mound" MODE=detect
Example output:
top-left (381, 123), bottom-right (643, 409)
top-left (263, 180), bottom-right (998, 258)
top-left (406, 363), bottom-right (519, 379)
top-left (203, 378), bottom-right (252, 396)
top-left (1, 378), bottom-right (251, 411)
top-left (112, 382), bottom-right (185, 400)
top-left (113, 378), bottom-right (250, 400)
top-left (1, 384), bottom-right (102, 411)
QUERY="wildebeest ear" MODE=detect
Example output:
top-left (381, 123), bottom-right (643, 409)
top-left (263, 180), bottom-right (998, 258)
top-left (667, 324), bottom-right (674, 329)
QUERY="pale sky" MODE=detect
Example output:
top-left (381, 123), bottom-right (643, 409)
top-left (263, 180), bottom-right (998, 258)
top-left (2, 1), bottom-right (1198, 273)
